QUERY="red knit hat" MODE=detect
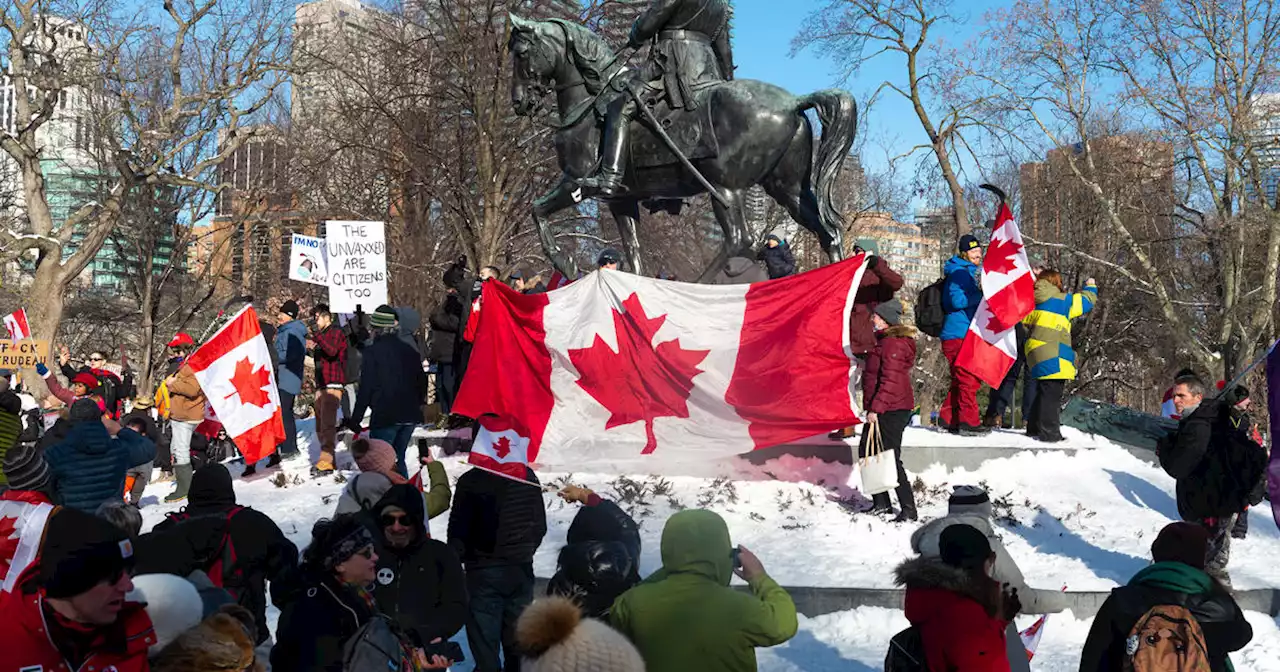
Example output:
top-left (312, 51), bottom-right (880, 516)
top-left (71, 372), bottom-right (101, 390)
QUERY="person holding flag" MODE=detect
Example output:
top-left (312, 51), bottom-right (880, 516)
top-left (1023, 270), bottom-right (1097, 443)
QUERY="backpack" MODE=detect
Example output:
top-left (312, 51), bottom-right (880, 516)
top-left (1200, 413), bottom-right (1269, 515)
top-left (166, 505), bottom-right (246, 595)
top-left (884, 626), bottom-right (927, 672)
top-left (1123, 605), bottom-right (1212, 672)
top-left (342, 614), bottom-right (413, 672)
top-left (914, 279), bottom-right (946, 338)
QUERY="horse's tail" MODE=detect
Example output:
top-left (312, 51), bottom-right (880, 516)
top-left (797, 90), bottom-right (858, 241)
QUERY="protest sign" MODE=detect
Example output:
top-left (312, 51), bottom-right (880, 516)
top-left (0, 339), bottom-right (49, 369)
top-left (326, 220), bottom-right (388, 312)
top-left (288, 233), bottom-right (329, 286)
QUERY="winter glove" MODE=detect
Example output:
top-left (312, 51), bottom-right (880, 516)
top-left (1000, 585), bottom-right (1022, 621)
top-left (866, 255), bottom-right (880, 271)
top-left (35, 362), bottom-right (49, 377)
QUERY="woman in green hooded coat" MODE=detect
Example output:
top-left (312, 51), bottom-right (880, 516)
top-left (609, 509), bottom-right (798, 672)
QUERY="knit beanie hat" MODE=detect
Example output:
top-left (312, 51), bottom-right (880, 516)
top-left (1151, 522), bottom-right (1210, 570)
top-left (189, 463), bottom-right (238, 509)
top-left (41, 507), bottom-right (135, 598)
top-left (3, 442), bottom-right (52, 493)
top-left (370, 305), bottom-right (398, 329)
top-left (874, 299), bottom-right (904, 327)
top-left (127, 573), bottom-right (205, 654)
top-left (947, 485), bottom-right (993, 519)
top-left (353, 437), bottom-right (408, 484)
top-left (280, 299), bottom-right (300, 319)
top-left (334, 471), bottom-right (395, 515)
top-left (939, 523), bottom-right (993, 571)
top-left (518, 596), bottom-right (646, 672)
top-left (69, 397), bottom-right (101, 422)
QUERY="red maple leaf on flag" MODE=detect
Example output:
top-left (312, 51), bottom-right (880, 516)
top-left (0, 516), bottom-right (18, 582)
top-left (569, 294), bottom-right (709, 455)
top-left (226, 357), bottom-right (273, 408)
top-left (985, 237), bottom-right (1024, 275)
top-left (494, 436), bottom-right (512, 459)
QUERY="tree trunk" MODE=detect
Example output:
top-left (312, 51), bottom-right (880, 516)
top-left (23, 261), bottom-right (67, 400)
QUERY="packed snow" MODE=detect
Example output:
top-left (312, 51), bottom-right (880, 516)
top-left (136, 420), bottom-right (1280, 670)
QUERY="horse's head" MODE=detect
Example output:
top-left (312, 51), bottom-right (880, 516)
top-left (508, 14), bottom-right (560, 117)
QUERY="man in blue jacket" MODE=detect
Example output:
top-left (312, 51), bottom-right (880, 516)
top-left (272, 299), bottom-right (308, 465)
top-left (347, 305), bottom-right (427, 476)
top-left (45, 398), bottom-right (155, 512)
top-left (939, 234), bottom-right (989, 436)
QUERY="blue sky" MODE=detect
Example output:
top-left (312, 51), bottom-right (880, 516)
top-left (731, 0), bottom-right (1011, 183)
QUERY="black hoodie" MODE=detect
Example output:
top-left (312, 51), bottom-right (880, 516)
top-left (135, 463), bottom-right (299, 644)
top-left (369, 484), bottom-right (468, 647)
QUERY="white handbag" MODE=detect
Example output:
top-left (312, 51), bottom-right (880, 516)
top-left (859, 419), bottom-right (900, 495)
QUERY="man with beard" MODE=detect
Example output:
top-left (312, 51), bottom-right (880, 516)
top-left (369, 484), bottom-right (468, 653)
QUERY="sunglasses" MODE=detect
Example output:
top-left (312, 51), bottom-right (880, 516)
top-left (353, 546), bottom-right (375, 560)
top-left (381, 513), bottom-right (411, 527)
top-left (89, 356), bottom-right (105, 362)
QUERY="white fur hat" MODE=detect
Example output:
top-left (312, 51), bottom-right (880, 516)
top-left (127, 573), bottom-right (205, 654)
top-left (517, 597), bottom-right (646, 672)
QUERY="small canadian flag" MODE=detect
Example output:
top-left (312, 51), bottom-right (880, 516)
top-left (2, 309), bottom-right (30, 340)
top-left (470, 413), bottom-right (534, 483)
top-left (0, 497), bottom-right (55, 593)
top-left (186, 306), bottom-right (285, 465)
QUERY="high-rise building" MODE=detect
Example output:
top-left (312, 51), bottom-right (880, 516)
top-left (1247, 93), bottom-right (1280, 206)
top-left (852, 211), bottom-right (943, 293)
top-left (197, 126), bottom-right (309, 298)
top-left (1019, 134), bottom-right (1173, 266)
top-left (1, 17), bottom-right (182, 290)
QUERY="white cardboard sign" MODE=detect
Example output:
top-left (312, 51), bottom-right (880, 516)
top-left (325, 220), bottom-right (388, 312)
top-left (288, 233), bottom-right (329, 286)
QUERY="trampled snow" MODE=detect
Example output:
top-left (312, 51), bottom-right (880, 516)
top-left (136, 420), bottom-right (1280, 670)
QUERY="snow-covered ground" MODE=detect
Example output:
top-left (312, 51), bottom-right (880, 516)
top-left (137, 421), bottom-right (1280, 670)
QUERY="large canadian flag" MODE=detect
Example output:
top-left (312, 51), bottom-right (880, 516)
top-left (956, 201), bottom-right (1036, 387)
top-left (454, 256), bottom-right (870, 470)
top-left (186, 306), bottom-right (285, 464)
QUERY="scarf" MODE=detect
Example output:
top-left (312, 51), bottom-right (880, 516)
top-left (1129, 562), bottom-right (1233, 672)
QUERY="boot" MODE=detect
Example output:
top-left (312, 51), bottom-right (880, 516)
top-left (870, 492), bottom-right (894, 514)
top-left (579, 100), bottom-right (633, 198)
top-left (1232, 512), bottom-right (1249, 539)
top-left (165, 463), bottom-right (193, 503)
top-left (894, 482), bottom-right (918, 523)
top-left (982, 412), bottom-right (1000, 429)
top-left (265, 452), bottom-right (282, 469)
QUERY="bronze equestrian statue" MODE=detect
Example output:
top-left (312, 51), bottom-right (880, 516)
top-left (510, 2), bottom-right (856, 281)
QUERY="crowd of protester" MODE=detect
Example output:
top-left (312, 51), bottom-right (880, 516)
top-left (0, 233), bottom-right (1267, 672)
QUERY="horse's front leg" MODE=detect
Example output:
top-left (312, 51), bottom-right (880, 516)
top-left (608, 199), bottom-right (644, 276)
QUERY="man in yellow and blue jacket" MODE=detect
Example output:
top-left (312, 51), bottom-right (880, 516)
top-left (1023, 272), bottom-right (1097, 442)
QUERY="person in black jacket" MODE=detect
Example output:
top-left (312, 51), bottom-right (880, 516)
top-left (756, 234), bottom-right (796, 279)
top-left (1156, 375), bottom-right (1248, 586)
top-left (429, 273), bottom-right (465, 417)
top-left (369, 484), bottom-right (467, 651)
top-left (1079, 522), bottom-right (1251, 672)
top-left (546, 484), bottom-right (641, 619)
top-left (347, 305), bottom-right (428, 477)
top-left (448, 465), bottom-right (548, 672)
top-left (134, 463), bottom-right (298, 646)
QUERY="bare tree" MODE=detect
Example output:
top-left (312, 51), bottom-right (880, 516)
top-left (794, 0), bottom-right (981, 239)
top-left (0, 0), bottom-right (291, 370)
top-left (969, 0), bottom-right (1280, 381)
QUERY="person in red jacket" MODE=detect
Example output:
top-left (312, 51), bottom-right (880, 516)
top-left (895, 523), bottom-right (1020, 672)
top-left (830, 251), bottom-right (905, 440)
top-left (860, 299), bottom-right (919, 521)
top-left (309, 304), bottom-right (348, 476)
top-left (3, 507), bottom-right (157, 672)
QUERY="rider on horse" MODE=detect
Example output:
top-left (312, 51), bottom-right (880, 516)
top-left (578, 0), bottom-right (735, 198)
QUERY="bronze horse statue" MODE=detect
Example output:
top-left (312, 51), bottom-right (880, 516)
top-left (508, 15), bottom-right (857, 280)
